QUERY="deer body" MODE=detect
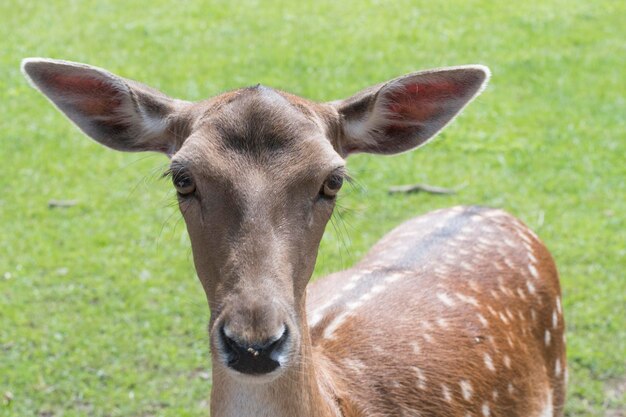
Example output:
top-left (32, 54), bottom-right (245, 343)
top-left (307, 206), bottom-right (565, 417)
top-left (22, 58), bottom-right (565, 417)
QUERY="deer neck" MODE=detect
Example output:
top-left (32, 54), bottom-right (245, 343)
top-left (210, 304), bottom-right (342, 417)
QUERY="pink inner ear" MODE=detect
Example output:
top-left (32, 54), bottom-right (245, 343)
top-left (385, 80), bottom-right (466, 123)
top-left (46, 72), bottom-right (124, 117)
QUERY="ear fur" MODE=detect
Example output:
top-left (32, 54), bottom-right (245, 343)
top-left (21, 58), bottom-right (190, 155)
top-left (332, 65), bottom-right (490, 156)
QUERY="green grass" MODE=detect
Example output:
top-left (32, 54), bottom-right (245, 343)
top-left (1, 0), bottom-right (624, 416)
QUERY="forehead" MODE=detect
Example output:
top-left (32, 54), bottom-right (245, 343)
top-left (177, 86), bottom-right (343, 180)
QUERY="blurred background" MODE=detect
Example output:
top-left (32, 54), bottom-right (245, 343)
top-left (1, 1), bottom-right (624, 416)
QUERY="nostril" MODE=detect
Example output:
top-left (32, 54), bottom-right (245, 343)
top-left (265, 326), bottom-right (288, 356)
top-left (218, 325), bottom-right (289, 375)
top-left (220, 326), bottom-right (243, 365)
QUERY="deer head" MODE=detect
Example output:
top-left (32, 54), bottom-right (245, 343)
top-left (22, 58), bottom-right (489, 382)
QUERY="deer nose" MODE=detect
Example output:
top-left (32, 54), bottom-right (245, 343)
top-left (219, 326), bottom-right (289, 375)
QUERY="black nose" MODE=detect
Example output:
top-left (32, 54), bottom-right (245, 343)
top-left (219, 326), bottom-right (288, 375)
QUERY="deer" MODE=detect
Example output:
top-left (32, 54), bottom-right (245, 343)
top-left (22, 58), bottom-right (566, 417)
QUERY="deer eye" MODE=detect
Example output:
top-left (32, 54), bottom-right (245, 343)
top-left (320, 172), bottom-right (344, 199)
top-left (172, 171), bottom-right (196, 196)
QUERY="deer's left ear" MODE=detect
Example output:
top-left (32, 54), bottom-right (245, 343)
top-left (22, 58), bottom-right (192, 156)
top-left (331, 65), bottom-right (490, 156)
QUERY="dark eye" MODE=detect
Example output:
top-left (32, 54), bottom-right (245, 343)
top-left (320, 173), bottom-right (344, 199)
top-left (172, 171), bottom-right (196, 196)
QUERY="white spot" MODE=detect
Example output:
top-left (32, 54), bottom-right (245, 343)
top-left (477, 313), bottom-right (489, 327)
top-left (456, 293), bottom-right (479, 307)
top-left (460, 379), bottom-right (473, 401)
top-left (423, 333), bottom-right (434, 343)
top-left (505, 309), bottom-right (515, 320)
top-left (482, 402), bottom-right (491, 416)
top-left (342, 358), bottom-right (366, 372)
top-left (309, 312), bottom-right (323, 327)
top-left (460, 261), bottom-right (474, 272)
top-left (474, 252), bottom-right (487, 261)
top-left (503, 238), bottom-right (517, 248)
top-left (444, 253), bottom-right (457, 262)
top-left (483, 223), bottom-right (500, 234)
top-left (556, 296), bottom-right (562, 314)
top-left (531, 308), bottom-right (537, 321)
top-left (435, 266), bottom-right (450, 276)
top-left (413, 366), bottom-right (427, 389)
top-left (370, 284), bottom-right (386, 295)
top-left (498, 312), bottom-right (509, 325)
top-left (500, 285), bottom-right (513, 297)
top-left (538, 390), bottom-right (553, 417)
top-left (526, 280), bottom-right (536, 294)
top-left (323, 311), bottom-right (351, 339)
top-left (346, 300), bottom-right (364, 310)
top-left (411, 341), bottom-right (421, 354)
top-left (309, 294), bottom-right (341, 325)
top-left (487, 305), bottom-right (497, 316)
top-left (492, 390), bottom-right (499, 400)
top-left (519, 232), bottom-right (534, 245)
top-left (442, 384), bottom-right (452, 402)
top-left (349, 272), bottom-right (365, 283)
top-left (468, 280), bottom-right (481, 292)
top-left (461, 225), bottom-right (473, 234)
top-left (528, 264), bottom-right (539, 279)
top-left (518, 310), bottom-right (526, 321)
top-left (503, 355), bottom-right (511, 369)
top-left (523, 241), bottom-right (534, 255)
top-left (484, 353), bottom-right (495, 372)
top-left (483, 209), bottom-right (507, 218)
top-left (552, 310), bottom-right (558, 329)
top-left (437, 318), bottom-right (449, 329)
top-left (507, 382), bottom-right (514, 394)
top-left (526, 227), bottom-right (540, 241)
top-left (385, 272), bottom-right (403, 284)
top-left (359, 292), bottom-right (374, 302)
top-left (528, 251), bottom-right (538, 263)
top-left (504, 257), bottom-right (516, 269)
top-left (342, 281), bottom-right (357, 291)
top-left (555, 358), bottom-right (562, 377)
top-left (516, 287), bottom-right (527, 300)
top-left (437, 292), bottom-right (456, 307)
top-left (506, 335), bottom-right (514, 347)
top-left (545, 330), bottom-right (551, 346)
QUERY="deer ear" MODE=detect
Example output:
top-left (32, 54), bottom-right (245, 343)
top-left (331, 65), bottom-right (490, 156)
top-left (21, 58), bottom-right (191, 155)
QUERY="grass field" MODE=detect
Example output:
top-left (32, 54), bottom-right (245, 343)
top-left (1, 0), bottom-right (624, 416)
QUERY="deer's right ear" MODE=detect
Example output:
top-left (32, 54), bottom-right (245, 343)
top-left (21, 58), bottom-right (191, 155)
